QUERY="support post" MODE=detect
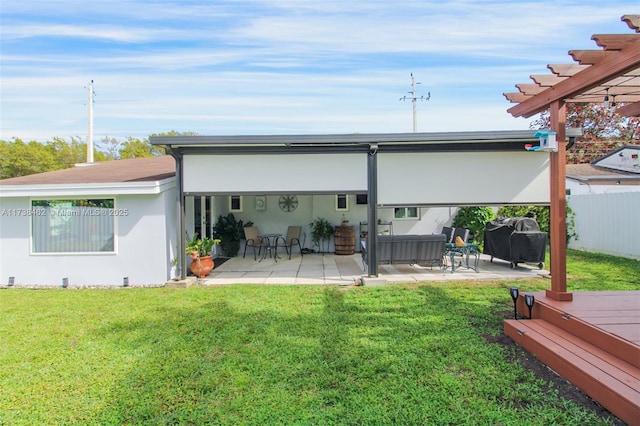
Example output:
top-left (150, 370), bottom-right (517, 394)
top-left (367, 144), bottom-right (378, 277)
top-left (547, 101), bottom-right (572, 301)
top-left (168, 147), bottom-right (186, 281)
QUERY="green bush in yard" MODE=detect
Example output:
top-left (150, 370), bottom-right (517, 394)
top-left (453, 206), bottom-right (495, 246)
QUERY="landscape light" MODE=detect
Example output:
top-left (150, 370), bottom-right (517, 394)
top-left (509, 287), bottom-right (519, 320)
top-left (524, 294), bottom-right (535, 319)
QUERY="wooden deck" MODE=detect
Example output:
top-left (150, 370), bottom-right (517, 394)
top-left (504, 291), bottom-right (640, 426)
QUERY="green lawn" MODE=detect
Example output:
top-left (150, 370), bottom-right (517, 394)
top-left (1, 250), bottom-right (638, 425)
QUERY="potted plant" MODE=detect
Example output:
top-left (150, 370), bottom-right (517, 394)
top-left (310, 217), bottom-right (333, 252)
top-left (185, 233), bottom-right (220, 278)
top-left (213, 213), bottom-right (252, 257)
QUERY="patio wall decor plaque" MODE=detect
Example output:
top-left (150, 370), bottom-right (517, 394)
top-left (279, 195), bottom-right (298, 212)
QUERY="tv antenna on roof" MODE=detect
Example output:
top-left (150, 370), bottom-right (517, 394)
top-left (399, 73), bottom-right (430, 133)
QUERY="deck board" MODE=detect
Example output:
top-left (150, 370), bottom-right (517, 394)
top-left (506, 290), bottom-right (640, 425)
top-left (505, 320), bottom-right (640, 425)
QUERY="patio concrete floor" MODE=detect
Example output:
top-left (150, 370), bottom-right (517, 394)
top-left (197, 252), bottom-right (549, 286)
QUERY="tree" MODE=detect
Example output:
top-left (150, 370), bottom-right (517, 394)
top-left (100, 135), bottom-right (120, 160)
top-left (0, 138), bottom-right (57, 178)
top-left (119, 137), bottom-right (159, 159)
top-left (530, 103), bottom-right (640, 163)
top-left (0, 130), bottom-right (199, 178)
top-left (0, 137), bottom-right (107, 179)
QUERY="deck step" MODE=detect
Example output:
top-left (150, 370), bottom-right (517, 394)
top-left (505, 319), bottom-right (640, 425)
top-left (516, 293), bottom-right (640, 369)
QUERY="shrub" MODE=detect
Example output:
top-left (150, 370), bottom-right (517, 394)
top-left (452, 206), bottom-right (495, 246)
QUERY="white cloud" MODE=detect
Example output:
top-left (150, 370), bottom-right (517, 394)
top-left (0, 0), bottom-right (634, 142)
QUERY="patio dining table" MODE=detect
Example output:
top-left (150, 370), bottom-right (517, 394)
top-left (258, 233), bottom-right (282, 262)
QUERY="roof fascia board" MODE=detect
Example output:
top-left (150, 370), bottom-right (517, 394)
top-left (174, 140), bottom-right (544, 156)
top-left (0, 177), bottom-right (176, 198)
top-left (508, 40), bottom-right (640, 118)
top-left (150, 130), bottom-right (545, 147)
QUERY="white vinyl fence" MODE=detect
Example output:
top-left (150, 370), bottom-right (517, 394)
top-left (568, 191), bottom-right (640, 260)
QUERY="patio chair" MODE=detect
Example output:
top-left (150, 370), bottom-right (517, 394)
top-left (243, 226), bottom-right (264, 261)
top-left (452, 227), bottom-right (470, 244)
top-left (277, 226), bottom-right (303, 260)
top-left (441, 226), bottom-right (455, 243)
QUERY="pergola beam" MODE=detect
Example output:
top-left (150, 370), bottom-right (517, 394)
top-left (617, 101), bottom-right (640, 117)
top-left (592, 34), bottom-right (640, 50)
top-left (508, 40), bottom-right (640, 118)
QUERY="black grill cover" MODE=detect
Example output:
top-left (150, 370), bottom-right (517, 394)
top-left (483, 217), bottom-right (547, 264)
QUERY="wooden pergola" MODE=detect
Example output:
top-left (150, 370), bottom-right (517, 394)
top-left (504, 14), bottom-right (640, 301)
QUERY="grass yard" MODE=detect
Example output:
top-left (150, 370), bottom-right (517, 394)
top-left (1, 250), bottom-right (638, 425)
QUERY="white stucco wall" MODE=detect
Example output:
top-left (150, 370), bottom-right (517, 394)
top-left (0, 189), bottom-right (176, 287)
top-left (566, 179), bottom-right (640, 195)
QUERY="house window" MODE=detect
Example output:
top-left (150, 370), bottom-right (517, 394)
top-left (230, 195), bottom-right (243, 212)
top-left (394, 207), bottom-right (419, 220)
top-left (31, 199), bottom-right (116, 253)
top-left (335, 194), bottom-right (349, 211)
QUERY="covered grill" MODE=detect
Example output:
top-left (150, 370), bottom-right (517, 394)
top-left (483, 217), bottom-right (547, 269)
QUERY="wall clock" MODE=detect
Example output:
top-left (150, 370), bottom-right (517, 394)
top-left (279, 195), bottom-right (298, 212)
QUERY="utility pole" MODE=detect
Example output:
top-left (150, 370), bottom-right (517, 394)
top-left (87, 80), bottom-right (95, 163)
top-left (400, 73), bottom-right (430, 132)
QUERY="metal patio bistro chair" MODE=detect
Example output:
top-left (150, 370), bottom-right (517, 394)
top-left (441, 226), bottom-right (455, 243)
top-left (243, 226), bottom-right (265, 261)
top-left (452, 227), bottom-right (470, 244)
top-left (277, 226), bottom-right (303, 260)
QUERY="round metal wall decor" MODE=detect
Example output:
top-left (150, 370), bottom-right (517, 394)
top-left (279, 195), bottom-right (298, 212)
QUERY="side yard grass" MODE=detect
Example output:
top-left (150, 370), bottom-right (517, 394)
top-left (1, 250), bottom-right (638, 425)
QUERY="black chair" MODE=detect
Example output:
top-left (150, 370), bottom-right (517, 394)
top-left (452, 227), bottom-right (470, 244)
top-left (441, 226), bottom-right (455, 243)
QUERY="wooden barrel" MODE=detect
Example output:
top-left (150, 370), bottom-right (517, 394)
top-left (334, 225), bottom-right (355, 255)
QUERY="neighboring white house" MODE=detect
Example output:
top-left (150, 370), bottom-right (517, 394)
top-left (0, 156), bottom-right (177, 287)
top-left (1, 130), bottom-right (556, 285)
top-left (566, 145), bottom-right (640, 195)
top-left (566, 145), bottom-right (640, 259)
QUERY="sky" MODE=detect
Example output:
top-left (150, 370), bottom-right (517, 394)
top-left (0, 0), bottom-right (637, 145)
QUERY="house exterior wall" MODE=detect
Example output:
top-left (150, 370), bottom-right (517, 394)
top-left (568, 191), bottom-right (640, 260)
top-left (0, 190), bottom-right (176, 286)
top-left (566, 179), bottom-right (640, 195)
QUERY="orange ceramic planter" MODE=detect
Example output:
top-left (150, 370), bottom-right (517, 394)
top-left (189, 255), bottom-right (214, 278)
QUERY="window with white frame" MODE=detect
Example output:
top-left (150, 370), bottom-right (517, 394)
top-left (229, 195), bottom-right (243, 212)
top-left (394, 207), bottom-right (419, 220)
top-left (31, 199), bottom-right (116, 253)
top-left (335, 194), bottom-right (349, 211)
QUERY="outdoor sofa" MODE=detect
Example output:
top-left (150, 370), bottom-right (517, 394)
top-left (361, 234), bottom-right (447, 272)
